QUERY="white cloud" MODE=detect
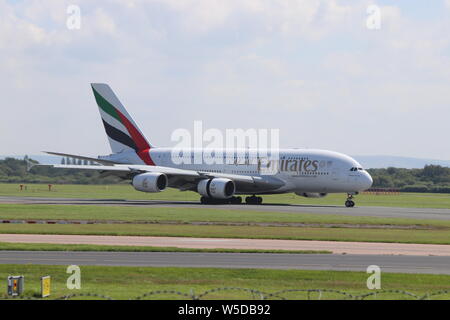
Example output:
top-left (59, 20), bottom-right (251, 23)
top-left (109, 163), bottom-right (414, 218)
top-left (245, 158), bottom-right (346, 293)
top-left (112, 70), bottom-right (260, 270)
top-left (92, 8), bottom-right (117, 34)
top-left (445, 0), bottom-right (450, 9)
top-left (0, 1), bottom-right (450, 159)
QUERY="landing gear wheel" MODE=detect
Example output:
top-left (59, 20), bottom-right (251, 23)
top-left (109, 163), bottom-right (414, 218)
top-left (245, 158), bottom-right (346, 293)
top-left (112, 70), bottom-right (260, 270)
top-left (345, 194), bottom-right (355, 208)
top-left (245, 195), bottom-right (263, 205)
top-left (230, 196), bottom-right (242, 204)
top-left (201, 196), bottom-right (242, 205)
top-left (345, 200), bottom-right (355, 207)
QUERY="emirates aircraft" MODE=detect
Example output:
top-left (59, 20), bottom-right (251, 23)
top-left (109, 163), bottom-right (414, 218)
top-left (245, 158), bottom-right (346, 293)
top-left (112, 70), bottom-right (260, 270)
top-left (44, 83), bottom-right (372, 207)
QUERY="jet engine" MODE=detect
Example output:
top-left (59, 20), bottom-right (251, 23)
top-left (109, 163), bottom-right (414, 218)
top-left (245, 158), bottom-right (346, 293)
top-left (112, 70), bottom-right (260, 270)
top-left (296, 192), bottom-right (328, 198)
top-left (198, 178), bottom-right (235, 199)
top-left (132, 172), bottom-right (168, 193)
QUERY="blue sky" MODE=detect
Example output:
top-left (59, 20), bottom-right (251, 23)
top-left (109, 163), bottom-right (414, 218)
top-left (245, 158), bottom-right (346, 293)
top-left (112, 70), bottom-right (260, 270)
top-left (1, 0), bottom-right (450, 159)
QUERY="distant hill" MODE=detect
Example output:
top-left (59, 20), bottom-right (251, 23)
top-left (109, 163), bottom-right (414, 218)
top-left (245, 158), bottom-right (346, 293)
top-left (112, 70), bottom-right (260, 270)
top-left (353, 155), bottom-right (450, 169)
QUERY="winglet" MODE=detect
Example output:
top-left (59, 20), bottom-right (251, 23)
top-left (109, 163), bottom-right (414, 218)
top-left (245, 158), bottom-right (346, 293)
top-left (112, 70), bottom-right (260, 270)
top-left (25, 158), bottom-right (37, 172)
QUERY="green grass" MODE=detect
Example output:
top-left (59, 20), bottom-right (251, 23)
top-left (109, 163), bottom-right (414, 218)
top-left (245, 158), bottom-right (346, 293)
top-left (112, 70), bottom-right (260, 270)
top-left (0, 223), bottom-right (450, 244)
top-left (3, 183), bottom-right (450, 208)
top-left (0, 264), bottom-right (449, 300)
top-left (0, 204), bottom-right (449, 228)
top-left (2, 184), bottom-right (450, 245)
top-left (0, 242), bottom-right (330, 254)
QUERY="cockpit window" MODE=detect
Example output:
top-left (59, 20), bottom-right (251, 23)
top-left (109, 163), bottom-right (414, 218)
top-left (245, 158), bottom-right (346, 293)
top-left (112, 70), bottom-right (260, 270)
top-left (350, 167), bottom-right (364, 171)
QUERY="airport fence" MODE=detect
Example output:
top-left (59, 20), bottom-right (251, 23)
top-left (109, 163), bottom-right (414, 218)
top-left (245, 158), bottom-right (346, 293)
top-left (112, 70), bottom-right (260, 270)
top-left (1, 287), bottom-right (450, 300)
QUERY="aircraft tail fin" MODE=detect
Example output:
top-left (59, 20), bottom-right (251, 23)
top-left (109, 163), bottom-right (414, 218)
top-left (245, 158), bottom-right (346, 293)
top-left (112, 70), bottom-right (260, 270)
top-left (91, 83), bottom-right (155, 165)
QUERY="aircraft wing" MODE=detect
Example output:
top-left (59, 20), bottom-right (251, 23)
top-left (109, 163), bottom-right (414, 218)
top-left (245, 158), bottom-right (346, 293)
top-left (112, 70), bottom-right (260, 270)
top-left (45, 164), bottom-right (285, 192)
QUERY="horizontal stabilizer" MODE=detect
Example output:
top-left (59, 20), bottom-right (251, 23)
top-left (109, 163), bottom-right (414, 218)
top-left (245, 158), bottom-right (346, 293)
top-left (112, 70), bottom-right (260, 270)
top-left (43, 151), bottom-right (118, 165)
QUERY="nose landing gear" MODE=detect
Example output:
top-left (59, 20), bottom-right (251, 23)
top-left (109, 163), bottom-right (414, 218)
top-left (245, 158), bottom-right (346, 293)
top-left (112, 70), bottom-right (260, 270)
top-left (345, 194), bottom-right (355, 207)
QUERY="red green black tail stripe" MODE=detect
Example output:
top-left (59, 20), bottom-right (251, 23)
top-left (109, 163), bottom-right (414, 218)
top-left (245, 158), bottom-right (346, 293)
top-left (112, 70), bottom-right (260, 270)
top-left (93, 87), bottom-right (154, 165)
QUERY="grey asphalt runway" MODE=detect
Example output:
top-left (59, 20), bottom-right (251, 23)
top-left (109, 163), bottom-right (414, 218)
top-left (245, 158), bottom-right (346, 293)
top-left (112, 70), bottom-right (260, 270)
top-left (1, 251), bottom-right (450, 274)
top-left (2, 196), bottom-right (450, 220)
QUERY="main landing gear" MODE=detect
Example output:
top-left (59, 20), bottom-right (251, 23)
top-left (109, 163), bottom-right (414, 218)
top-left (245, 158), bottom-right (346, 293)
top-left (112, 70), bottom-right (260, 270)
top-left (345, 194), bottom-right (355, 208)
top-left (199, 195), bottom-right (263, 205)
top-left (245, 195), bottom-right (263, 205)
top-left (200, 196), bottom-right (242, 205)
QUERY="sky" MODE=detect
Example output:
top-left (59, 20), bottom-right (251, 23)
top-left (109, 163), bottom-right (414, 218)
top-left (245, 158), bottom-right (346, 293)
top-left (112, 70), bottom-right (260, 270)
top-left (1, 0), bottom-right (450, 159)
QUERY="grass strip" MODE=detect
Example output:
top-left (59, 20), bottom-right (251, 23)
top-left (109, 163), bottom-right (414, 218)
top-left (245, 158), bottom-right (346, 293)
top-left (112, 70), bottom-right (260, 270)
top-left (0, 242), bottom-right (330, 254)
top-left (1, 223), bottom-right (450, 244)
top-left (3, 183), bottom-right (450, 208)
top-left (0, 264), bottom-right (449, 300)
top-left (0, 204), bottom-right (449, 229)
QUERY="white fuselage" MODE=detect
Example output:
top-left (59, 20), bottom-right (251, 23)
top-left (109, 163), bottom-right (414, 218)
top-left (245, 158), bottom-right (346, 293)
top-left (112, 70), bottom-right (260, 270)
top-left (102, 148), bottom-right (373, 195)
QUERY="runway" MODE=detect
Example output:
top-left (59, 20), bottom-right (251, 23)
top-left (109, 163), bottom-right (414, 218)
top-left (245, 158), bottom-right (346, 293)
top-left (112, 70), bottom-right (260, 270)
top-left (1, 251), bottom-right (450, 274)
top-left (1, 196), bottom-right (450, 275)
top-left (2, 196), bottom-right (450, 220)
top-left (2, 234), bottom-right (450, 256)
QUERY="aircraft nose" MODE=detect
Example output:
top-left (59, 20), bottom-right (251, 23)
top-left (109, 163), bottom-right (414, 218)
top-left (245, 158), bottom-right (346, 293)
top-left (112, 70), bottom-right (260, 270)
top-left (360, 171), bottom-right (373, 190)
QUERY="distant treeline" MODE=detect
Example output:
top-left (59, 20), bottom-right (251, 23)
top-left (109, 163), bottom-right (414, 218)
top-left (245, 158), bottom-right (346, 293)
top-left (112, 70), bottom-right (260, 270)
top-left (0, 157), bottom-right (121, 184)
top-left (368, 166), bottom-right (450, 193)
top-left (1, 157), bottom-right (450, 193)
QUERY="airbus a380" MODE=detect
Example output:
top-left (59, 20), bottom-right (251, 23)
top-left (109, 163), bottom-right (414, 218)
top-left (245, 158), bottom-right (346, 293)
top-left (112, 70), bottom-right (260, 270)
top-left (44, 83), bottom-right (373, 207)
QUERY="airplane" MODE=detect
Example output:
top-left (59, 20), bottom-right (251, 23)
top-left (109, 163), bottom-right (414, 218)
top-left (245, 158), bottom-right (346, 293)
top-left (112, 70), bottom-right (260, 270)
top-left (43, 83), bottom-right (373, 207)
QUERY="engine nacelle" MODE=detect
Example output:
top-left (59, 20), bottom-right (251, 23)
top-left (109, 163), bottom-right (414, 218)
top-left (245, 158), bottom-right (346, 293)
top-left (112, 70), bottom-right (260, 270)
top-left (132, 172), bottom-right (168, 193)
top-left (198, 178), bottom-right (235, 199)
top-left (296, 192), bottom-right (328, 198)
